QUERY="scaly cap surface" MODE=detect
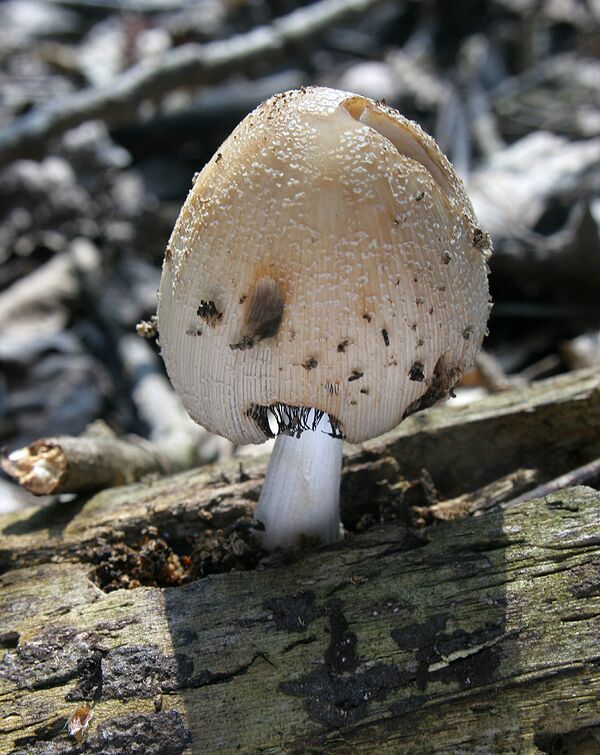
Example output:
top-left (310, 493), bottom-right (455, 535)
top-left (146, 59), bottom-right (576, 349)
top-left (158, 87), bottom-right (491, 444)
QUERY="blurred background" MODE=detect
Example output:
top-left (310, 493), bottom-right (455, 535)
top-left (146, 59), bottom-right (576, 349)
top-left (1, 0), bottom-right (599, 511)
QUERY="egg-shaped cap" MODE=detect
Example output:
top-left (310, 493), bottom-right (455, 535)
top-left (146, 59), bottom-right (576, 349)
top-left (158, 86), bottom-right (491, 445)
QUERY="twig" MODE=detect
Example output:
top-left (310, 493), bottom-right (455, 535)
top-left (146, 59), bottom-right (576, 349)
top-left (411, 468), bottom-right (537, 525)
top-left (1, 336), bottom-right (231, 496)
top-left (0, 239), bottom-right (99, 334)
top-left (474, 351), bottom-right (525, 392)
top-left (0, 0), bottom-right (384, 168)
top-left (1, 422), bottom-right (173, 495)
top-left (503, 457), bottom-right (600, 508)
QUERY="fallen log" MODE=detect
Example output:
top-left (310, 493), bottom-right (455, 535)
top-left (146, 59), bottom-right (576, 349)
top-left (1, 369), bottom-right (600, 753)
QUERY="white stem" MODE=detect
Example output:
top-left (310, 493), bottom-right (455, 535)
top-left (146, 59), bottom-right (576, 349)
top-left (255, 412), bottom-right (343, 549)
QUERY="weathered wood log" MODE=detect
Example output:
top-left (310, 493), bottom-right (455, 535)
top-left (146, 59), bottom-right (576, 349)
top-left (2, 367), bottom-right (599, 568)
top-left (1, 369), bottom-right (600, 753)
top-left (1, 487), bottom-right (600, 754)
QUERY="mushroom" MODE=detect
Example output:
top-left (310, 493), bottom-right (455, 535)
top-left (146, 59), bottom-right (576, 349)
top-left (158, 87), bottom-right (491, 549)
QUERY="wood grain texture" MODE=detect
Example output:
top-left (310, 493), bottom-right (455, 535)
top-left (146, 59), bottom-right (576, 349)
top-left (1, 369), bottom-right (600, 753)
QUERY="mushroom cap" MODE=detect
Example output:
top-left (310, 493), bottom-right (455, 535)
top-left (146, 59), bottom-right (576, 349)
top-left (158, 87), bottom-right (491, 445)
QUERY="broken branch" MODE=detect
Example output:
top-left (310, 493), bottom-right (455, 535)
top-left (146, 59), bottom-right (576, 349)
top-left (0, 0), bottom-right (383, 168)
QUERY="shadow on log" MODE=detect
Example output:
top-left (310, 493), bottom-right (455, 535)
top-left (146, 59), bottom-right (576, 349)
top-left (1, 369), bottom-right (600, 753)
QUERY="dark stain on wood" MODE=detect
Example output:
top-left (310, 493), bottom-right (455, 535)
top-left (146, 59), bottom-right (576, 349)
top-left (0, 631), bottom-right (19, 649)
top-left (390, 613), bottom-right (448, 652)
top-left (349, 370), bottom-right (364, 382)
top-left (264, 591), bottom-right (319, 633)
top-left (280, 597), bottom-right (409, 727)
top-left (323, 599), bottom-right (358, 673)
top-left (303, 357), bottom-right (318, 371)
top-left (382, 329), bottom-right (390, 347)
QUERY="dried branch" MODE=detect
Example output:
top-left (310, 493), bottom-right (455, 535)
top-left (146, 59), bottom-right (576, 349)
top-left (0, 239), bottom-right (99, 335)
top-left (411, 468), bottom-right (537, 525)
top-left (504, 457), bottom-right (600, 508)
top-left (0, 422), bottom-right (176, 495)
top-left (0, 0), bottom-right (384, 168)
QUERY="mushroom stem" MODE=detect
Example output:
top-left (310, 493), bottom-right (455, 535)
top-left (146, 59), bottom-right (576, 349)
top-left (254, 411), bottom-right (343, 549)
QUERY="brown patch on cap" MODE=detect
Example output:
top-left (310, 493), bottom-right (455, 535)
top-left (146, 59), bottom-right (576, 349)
top-left (230, 336), bottom-right (256, 351)
top-left (244, 276), bottom-right (284, 339)
top-left (302, 357), bottom-right (318, 371)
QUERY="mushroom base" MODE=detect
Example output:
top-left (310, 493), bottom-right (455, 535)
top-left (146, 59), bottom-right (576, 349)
top-left (254, 411), bottom-right (343, 549)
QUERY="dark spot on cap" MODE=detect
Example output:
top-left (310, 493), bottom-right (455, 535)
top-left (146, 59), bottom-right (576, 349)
top-left (415, 191), bottom-right (425, 202)
top-left (230, 335), bottom-right (257, 351)
top-left (462, 325), bottom-right (474, 340)
top-left (165, 243), bottom-right (172, 263)
top-left (360, 388), bottom-right (369, 395)
top-left (244, 276), bottom-right (284, 339)
top-left (215, 152), bottom-right (222, 162)
top-left (429, 307), bottom-right (434, 315)
top-left (349, 370), bottom-right (364, 382)
top-left (409, 361), bottom-right (425, 382)
top-left (442, 251), bottom-right (451, 264)
top-left (438, 285), bottom-right (446, 292)
top-left (382, 329), bottom-right (390, 347)
top-left (185, 329), bottom-right (203, 336)
top-left (239, 294), bottom-right (247, 304)
top-left (197, 300), bottom-right (222, 327)
top-left (337, 339), bottom-right (350, 353)
top-left (416, 297), bottom-right (424, 305)
top-left (350, 400), bottom-right (358, 406)
top-left (403, 355), bottom-right (462, 418)
top-left (362, 313), bottom-right (372, 323)
top-left (303, 357), bottom-right (318, 371)
top-left (473, 227), bottom-right (490, 252)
